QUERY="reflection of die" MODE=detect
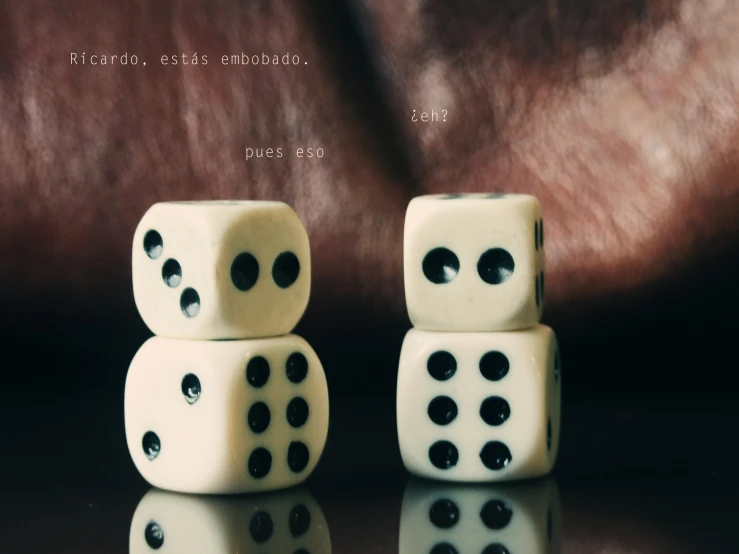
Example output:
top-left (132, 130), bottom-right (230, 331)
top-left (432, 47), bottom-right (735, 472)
top-left (400, 478), bottom-right (561, 554)
top-left (130, 487), bottom-right (331, 554)
top-left (124, 335), bottom-right (329, 494)
top-left (404, 194), bottom-right (545, 332)
top-left (132, 201), bottom-right (310, 340)
top-left (397, 326), bottom-right (561, 482)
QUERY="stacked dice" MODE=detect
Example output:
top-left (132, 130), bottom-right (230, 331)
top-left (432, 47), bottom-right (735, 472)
top-left (397, 194), bottom-right (561, 482)
top-left (124, 201), bottom-right (329, 494)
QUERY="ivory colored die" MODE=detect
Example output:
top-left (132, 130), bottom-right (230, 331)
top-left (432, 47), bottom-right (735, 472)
top-left (132, 201), bottom-right (310, 340)
top-left (124, 335), bottom-right (329, 494)
top-left (400, 478), bottom-right (561, 554)
top-left (397, 326), bottom-right (561, 482)
top-left (130, 487), bottom-right (331, 554)
top-left (404, 194), bottom-right (545, 332)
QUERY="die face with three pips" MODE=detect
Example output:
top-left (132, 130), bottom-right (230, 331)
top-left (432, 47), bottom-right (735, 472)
top-left (399, 193), bottom-right (560, 483)
top-left (125, 201), bottom-right (327, 495)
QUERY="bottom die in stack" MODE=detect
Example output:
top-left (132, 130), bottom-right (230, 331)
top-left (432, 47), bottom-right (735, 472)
top-left (124, 335), bottom-right (329, 494)
top-left (130, 487), bottom-right (331, 554)
top-left (397, 326), bottom-right (561, 482)
top-left (400, 478), bottom-right (561, 554)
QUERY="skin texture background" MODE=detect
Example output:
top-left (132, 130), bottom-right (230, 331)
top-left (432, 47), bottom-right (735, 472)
top-left (0, 0), bottom-right (738, 441)
top-left (2, 0), bottom-right (738, 346)
top-left (1, 0), bottom-right (738, 457)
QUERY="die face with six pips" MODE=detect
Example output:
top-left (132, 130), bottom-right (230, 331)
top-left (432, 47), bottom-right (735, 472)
top-left (124, 335), bottom-right (329, 495)
top-left (132, 201), bottom-right (311, 340)
top-left (397, 326), bottom-right (561, 482)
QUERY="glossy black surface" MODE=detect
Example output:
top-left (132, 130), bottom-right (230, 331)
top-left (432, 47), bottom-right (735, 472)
top-left (2, 338), bottom-right (739, 554)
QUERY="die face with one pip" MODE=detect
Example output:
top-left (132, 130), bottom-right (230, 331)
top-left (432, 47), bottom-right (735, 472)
top-left (130, 487), bottom-right (331, 554)
top-left (404, 194), bottom-right (545, 332)
top-left (400, 478), bottom-right (561, 554)
top-left (397, 326), bottom-right (561, 482)
top-left (124, 335), bottom-right (329, 494)
top-left (132, 201), bottom-right (311, 340)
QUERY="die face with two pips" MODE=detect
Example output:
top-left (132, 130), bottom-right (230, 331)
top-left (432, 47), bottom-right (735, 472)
top-left (124, 334), bottom-right (329, 494)
top-left (397, 325), bottom-right (561, 482)
top-left (404, 194), bottom-right (545, 332)
top-left (400, 478), bottom-right (561, 554)
top-left (132, 201), bottom-right (311, 340)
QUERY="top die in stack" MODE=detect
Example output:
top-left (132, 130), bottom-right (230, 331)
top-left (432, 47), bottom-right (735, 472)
top-left (132, 201), bottom-right (310, 339)
top-left (404, 193), bottom-right (544, 331)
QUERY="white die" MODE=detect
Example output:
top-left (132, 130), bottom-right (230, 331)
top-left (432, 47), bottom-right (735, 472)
top-left (400, 478), bottom-right (561, 554)
top-left (124, 335), bottom-right (329, 494)
top-left (404, 194), bottom-right (545, 332)
top-left (130, 487), bottom-right (331, 554)
top-left (397, 326), bottom-right (561, 482)
top-left (132, 201), bottom-right (310, 340)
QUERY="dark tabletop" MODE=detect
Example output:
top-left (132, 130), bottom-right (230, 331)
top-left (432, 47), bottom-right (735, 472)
top-left (1, 336), bottom-right (737, 554)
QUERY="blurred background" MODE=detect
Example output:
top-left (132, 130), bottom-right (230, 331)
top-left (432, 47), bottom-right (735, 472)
top-left (1, 0), bottom-right (739, 551)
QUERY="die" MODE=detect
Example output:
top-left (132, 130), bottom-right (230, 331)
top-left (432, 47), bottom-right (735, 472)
top-left (132, 201), bottom-right (311, 340)
top-left (130, 487), bottom-right (331, 554)
top-left (124, 335), bottom-right (329, 494)
top-left (403, 194), bottom-right (545, 332)
top-left (396, 325), bottom-right (561, 482)
top-left (400, 478), bottom-right (561, 554)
